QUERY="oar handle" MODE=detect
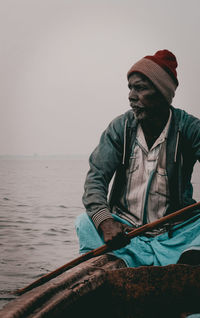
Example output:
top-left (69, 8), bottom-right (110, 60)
top-left (15, 201), bottom-right (200, 295)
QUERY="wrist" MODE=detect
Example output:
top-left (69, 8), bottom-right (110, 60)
top-left (91, 209), bottom-right (113, 229)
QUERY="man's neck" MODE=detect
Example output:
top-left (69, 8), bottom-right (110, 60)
top-left (140, 108), bottom-right (170, 149)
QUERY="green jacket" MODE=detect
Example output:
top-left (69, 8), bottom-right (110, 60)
top-left (82, 106), bottom-right (200, 228)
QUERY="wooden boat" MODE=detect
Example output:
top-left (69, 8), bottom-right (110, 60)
top-left (2, 204), bottom-right (200, 318)
top-left (1, 253), bottom-right (200, 318)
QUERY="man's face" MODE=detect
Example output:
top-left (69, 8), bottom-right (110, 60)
top-left (128, 72), bottom-right (169, 121)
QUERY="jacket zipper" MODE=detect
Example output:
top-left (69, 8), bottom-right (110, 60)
top-left (174, 130), bottom-right (180, 163)
top-left (122, 119), bottom-right (128, 165)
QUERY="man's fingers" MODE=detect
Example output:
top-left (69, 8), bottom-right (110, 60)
top-left (106, 232), bottom-right (130, 250)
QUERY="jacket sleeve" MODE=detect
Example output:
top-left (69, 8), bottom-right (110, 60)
top-left (82, 115), bottom-right (125, 229)
top-left (182, 111), bottom-right (200, 161)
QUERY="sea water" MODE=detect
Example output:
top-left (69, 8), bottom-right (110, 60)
top-left (0, 157), bottom-right (199, 309)
top-left (0, 156), bottom-right (89, 309)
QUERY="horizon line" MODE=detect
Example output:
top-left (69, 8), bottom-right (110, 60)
top-left (0, 154), bottom-right (89, 158)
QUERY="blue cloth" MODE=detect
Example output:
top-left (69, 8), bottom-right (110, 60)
top-left (75, 212), bottom-right (200, 267)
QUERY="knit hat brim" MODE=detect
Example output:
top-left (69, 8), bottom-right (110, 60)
top-left (127, 57), bottom-right (178, 104)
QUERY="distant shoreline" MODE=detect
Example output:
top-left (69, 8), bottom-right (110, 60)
top-left (0, 154), bottom-right (88, 160)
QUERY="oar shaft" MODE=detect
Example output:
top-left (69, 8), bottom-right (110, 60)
top-left (15, 201), bottom-right (200, 295)
top-left (15, 245), bottom-right (109, 295)
top-left (15, 250), bottom-right (95, 295)
top-left (127, 201), bottom-right (200, 239)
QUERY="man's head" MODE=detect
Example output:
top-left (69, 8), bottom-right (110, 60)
top-left (128, 72), bottom-right (170, 121)
top-left (127, 50), bottom-right (179, 106)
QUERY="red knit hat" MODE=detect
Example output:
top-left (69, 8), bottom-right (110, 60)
top-left (127, 49), bottom-right (179, 104)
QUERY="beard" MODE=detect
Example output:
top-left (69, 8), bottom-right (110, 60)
top-left (131, 104), bottom-right (167, 122)
top-left (131, 105), bottom-right (148, 121)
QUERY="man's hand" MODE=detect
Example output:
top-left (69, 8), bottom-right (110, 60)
top-left (98, 218), bottom-right (133, 250)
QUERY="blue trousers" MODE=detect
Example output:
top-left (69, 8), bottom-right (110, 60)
top-left (75, 212), bottom-right (200, 267)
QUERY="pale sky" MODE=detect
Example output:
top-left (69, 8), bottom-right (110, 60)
top-left (0, 0), bottom-right (200, 156)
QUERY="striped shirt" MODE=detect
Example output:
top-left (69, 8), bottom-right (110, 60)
top-left (116, 110), bottom-right (172, 226)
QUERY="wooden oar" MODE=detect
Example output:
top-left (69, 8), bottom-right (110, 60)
top-left (15, 201), bottom-right (200, 295)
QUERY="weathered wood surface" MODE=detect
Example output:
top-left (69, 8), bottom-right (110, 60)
top-left (0, 254), bottom-right (125, 318)
top-left (105, 265), bottom-right (200, 318)
top-left (1, 255), bottom-right (200, 318)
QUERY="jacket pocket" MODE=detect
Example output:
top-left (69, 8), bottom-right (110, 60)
top-left (128, 145), bottom-right (140, 174)
top-left (156, 167), bottom-right (169, 197)
top-left (128, 156), bottom-right (139, 174)
top-left (148, 167), bottom-right (170, 219)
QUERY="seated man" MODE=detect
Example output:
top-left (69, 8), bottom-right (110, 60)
top-left (76, 49), bottom-right (200, 267)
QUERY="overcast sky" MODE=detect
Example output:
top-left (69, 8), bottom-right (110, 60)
top-left (0, 0), bottom-right (200, 156)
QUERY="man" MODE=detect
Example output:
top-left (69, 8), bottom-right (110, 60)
top-left (75, 50), bottom-right (200, 267)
